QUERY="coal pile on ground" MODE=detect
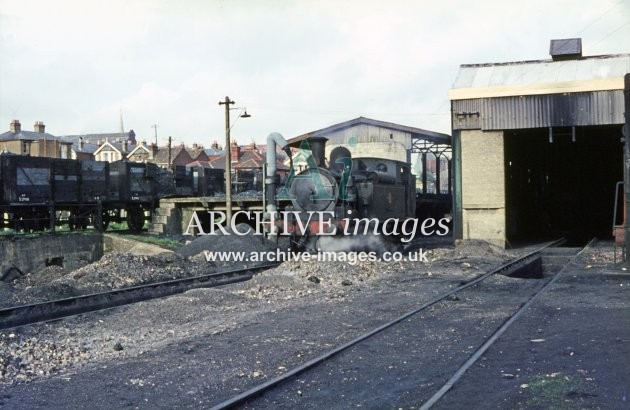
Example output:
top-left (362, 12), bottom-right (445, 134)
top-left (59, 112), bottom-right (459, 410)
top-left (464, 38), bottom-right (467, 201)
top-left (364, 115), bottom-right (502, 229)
top-left (231, 258), bottom-right (409, 301)
top-left (10, 265), bottom-right (69, 288)
top-left (426, 239), bottom-right (518, 274)
top-left (63, 252), bottom-right (214, 293)
top-left (177, 223), bottom-right (277, 264)
top-left (1, 252), bottom-right (217, 308)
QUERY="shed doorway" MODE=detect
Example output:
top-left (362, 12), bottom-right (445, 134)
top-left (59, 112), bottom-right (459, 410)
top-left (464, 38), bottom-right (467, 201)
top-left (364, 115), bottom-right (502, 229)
top-left (504, 125), bottom-right (623, 244)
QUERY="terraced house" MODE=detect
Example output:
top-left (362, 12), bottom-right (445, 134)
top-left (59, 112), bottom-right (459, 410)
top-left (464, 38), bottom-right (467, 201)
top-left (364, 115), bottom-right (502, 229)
top-left (0, 120), bottom-right (72, 159)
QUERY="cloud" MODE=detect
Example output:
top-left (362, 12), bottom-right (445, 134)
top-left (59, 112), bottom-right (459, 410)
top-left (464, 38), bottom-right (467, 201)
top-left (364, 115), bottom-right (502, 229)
top-left (1, 0), bottom-right (628, 144)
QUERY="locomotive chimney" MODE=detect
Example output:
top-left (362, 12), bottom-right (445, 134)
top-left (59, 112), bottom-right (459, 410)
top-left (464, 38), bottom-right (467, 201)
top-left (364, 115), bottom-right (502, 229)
top-left (10, 119), bottom-right (21, 133)
top-left (34, 121), bottom-right (45, 133)
top-left (307, 137), bottom-right (328, 167)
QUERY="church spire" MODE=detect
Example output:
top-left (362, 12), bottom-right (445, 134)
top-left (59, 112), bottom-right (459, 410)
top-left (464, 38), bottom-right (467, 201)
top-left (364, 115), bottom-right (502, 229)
top-left (119, 108), bottom-right (125, 134)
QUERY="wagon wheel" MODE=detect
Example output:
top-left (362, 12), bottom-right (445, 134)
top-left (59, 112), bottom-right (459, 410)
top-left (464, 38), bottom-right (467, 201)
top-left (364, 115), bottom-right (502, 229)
top-left (36, 209), bottom-right (51, 231)
top-left (69, 211), bottom-right (80, 231)
top-left (126, 206), bottom-right (145, 233)
top-left (12, 212), bottom-right (23, 232)
top-left (68, 210), bottom-right (88, 230)
top-left (14, 210), bottom-right (47, 232)
top-left (95, 209), bottom-right (114, 231)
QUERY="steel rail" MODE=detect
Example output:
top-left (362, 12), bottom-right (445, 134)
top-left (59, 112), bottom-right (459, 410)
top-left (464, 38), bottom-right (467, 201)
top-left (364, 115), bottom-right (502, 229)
top-left (418, 238), bottom-right (594, 409)
top-left (210, 238), bottom-right (566, 410)
top-left (0, 263), bottom-right (279, 330)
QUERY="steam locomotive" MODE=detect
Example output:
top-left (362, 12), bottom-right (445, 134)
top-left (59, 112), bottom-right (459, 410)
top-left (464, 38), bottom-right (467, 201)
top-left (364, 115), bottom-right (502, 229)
top-left (0, 154), bottom-right (222, 233)
top-left (264, 134), bottom-right (418, 251)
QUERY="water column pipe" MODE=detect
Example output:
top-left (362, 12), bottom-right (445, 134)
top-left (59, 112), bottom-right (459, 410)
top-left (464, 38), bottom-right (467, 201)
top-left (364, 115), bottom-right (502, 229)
top-left (265, 132), bottom-right (290, 239)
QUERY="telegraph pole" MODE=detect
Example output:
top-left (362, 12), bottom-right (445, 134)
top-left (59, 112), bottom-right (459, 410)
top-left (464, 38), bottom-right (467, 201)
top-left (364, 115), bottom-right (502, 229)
top-left (167, 136), bottom-right (172, 167)
top-left (219, 96), bottom-right (236, 223)
top-left (151, 124), bottom-right (158, 145)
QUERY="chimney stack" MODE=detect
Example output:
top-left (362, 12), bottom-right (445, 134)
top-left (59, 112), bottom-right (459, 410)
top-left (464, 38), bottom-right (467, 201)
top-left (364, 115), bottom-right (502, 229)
top-left (10, 119), bottom-right (21, 133)
top-left (550, 38), bottom-right (582, 61)
top-left (211, 141), bottom-right (220, 150)
top-left (34, 121), bottom-right (45, 133)
top-left (150, 143), bottom-right (158, 159)
top-left (123, 140), bottom-right (128, 152)
top-left (230, 141), bottom-right (240, 163)
top-left (79, 137), bottom-right (84, 151)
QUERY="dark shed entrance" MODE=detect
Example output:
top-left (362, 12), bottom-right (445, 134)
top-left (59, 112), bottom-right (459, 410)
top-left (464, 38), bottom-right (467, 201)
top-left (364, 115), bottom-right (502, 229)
top-left (504, 125), bottom-right (623, 242)
top-left (449, 39), bottom-right (629, 247)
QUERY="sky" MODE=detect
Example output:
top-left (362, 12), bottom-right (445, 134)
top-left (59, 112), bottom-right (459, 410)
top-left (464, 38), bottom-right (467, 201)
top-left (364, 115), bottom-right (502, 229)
top-left (1, 0), bottom-right (629, 147)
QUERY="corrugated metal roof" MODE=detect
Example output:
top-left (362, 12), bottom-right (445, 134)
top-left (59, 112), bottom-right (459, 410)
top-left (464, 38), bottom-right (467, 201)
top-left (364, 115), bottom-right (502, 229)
top-left (452, 90), bottom-right (625, 130)
top-left (451, 54), bottom-right (630, 90)
top-left (289, 116), bottom-right (451, 146)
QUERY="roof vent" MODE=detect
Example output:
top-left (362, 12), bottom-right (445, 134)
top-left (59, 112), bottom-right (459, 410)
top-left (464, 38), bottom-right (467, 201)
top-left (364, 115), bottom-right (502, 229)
top-left (550, 38), bottom-right (582, 61)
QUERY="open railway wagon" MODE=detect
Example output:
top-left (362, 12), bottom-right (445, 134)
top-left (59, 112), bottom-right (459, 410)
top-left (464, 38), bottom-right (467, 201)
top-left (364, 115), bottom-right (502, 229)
top-left (169, 165), bottom-right (225, 197)
top-left (192, 167), bottom-right (224, 196)
top-left (0, 153), bottom-right (230, 234)
top-left (0, 155), bottom-right (108, 231)
top-left (106, 161), bottom-right (159, 232)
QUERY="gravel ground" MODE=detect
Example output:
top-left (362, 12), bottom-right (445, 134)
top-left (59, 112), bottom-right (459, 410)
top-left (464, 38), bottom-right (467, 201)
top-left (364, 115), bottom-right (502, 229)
top-left (2, 241), bottom-right (623, 409)
top-left (176, 223), bottom-right (277, 258)
top-left (0, 239), bottom-right (519, 389)
top-left (0, 227), bottom-right (281, 308)
top-left (435, 241), bottom-right (630, 410)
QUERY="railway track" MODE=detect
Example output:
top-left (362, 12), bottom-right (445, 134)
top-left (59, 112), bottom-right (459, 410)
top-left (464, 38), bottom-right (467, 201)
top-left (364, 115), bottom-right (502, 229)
top-left (0, 263), bottom-right (278, 330)
top-left (210, 238), bottom-right (585, 409)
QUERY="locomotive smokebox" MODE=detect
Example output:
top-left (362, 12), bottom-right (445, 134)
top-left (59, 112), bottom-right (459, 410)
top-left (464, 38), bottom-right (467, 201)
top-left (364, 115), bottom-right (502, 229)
top-left (307, 137), bottom-right (328, 167)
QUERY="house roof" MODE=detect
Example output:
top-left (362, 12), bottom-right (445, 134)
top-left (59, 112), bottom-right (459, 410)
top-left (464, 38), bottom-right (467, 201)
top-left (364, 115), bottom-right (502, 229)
top-left (127, 143), bottom-right (151, 157)
top-left (209, 155), bottom-right (226, 170)
top-left (206, 146), bottom-right (289, 171)
top-left (72, 142), bottom-right (99, 154)
top-left (205, 148), bottom-right (225, 156)
top-left (234, 149), bottom-right (264, 169)
top-left (187, 147), bottom-right (207, 160)
top-left (153, 146), bottom-right (192, 164)
top-left (93, 140), bottom-right (136, 156)
top-left (289, 116), bottom-right (450, 146)
top-left (60, 130), bottom-right (136, 145)
top-left (186, 160), bottom-right (214, 169)
top-left (0, 130), bottom-right (70, 142)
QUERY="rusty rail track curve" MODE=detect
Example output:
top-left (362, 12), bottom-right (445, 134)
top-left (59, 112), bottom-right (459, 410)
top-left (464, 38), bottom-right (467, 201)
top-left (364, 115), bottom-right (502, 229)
top-left (0, 263), bottom-right (279, 330)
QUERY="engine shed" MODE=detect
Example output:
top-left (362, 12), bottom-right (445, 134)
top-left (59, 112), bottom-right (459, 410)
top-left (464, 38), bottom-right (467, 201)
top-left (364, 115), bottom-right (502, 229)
top-left (450, 39), bottom-right (630, 247)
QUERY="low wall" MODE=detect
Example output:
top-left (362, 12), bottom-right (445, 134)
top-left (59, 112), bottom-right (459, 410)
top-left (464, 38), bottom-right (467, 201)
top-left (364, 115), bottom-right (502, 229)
top-left (103, 233), bottom-right (173, 256)
top-left (0, 233), bottom-right (103, 280)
